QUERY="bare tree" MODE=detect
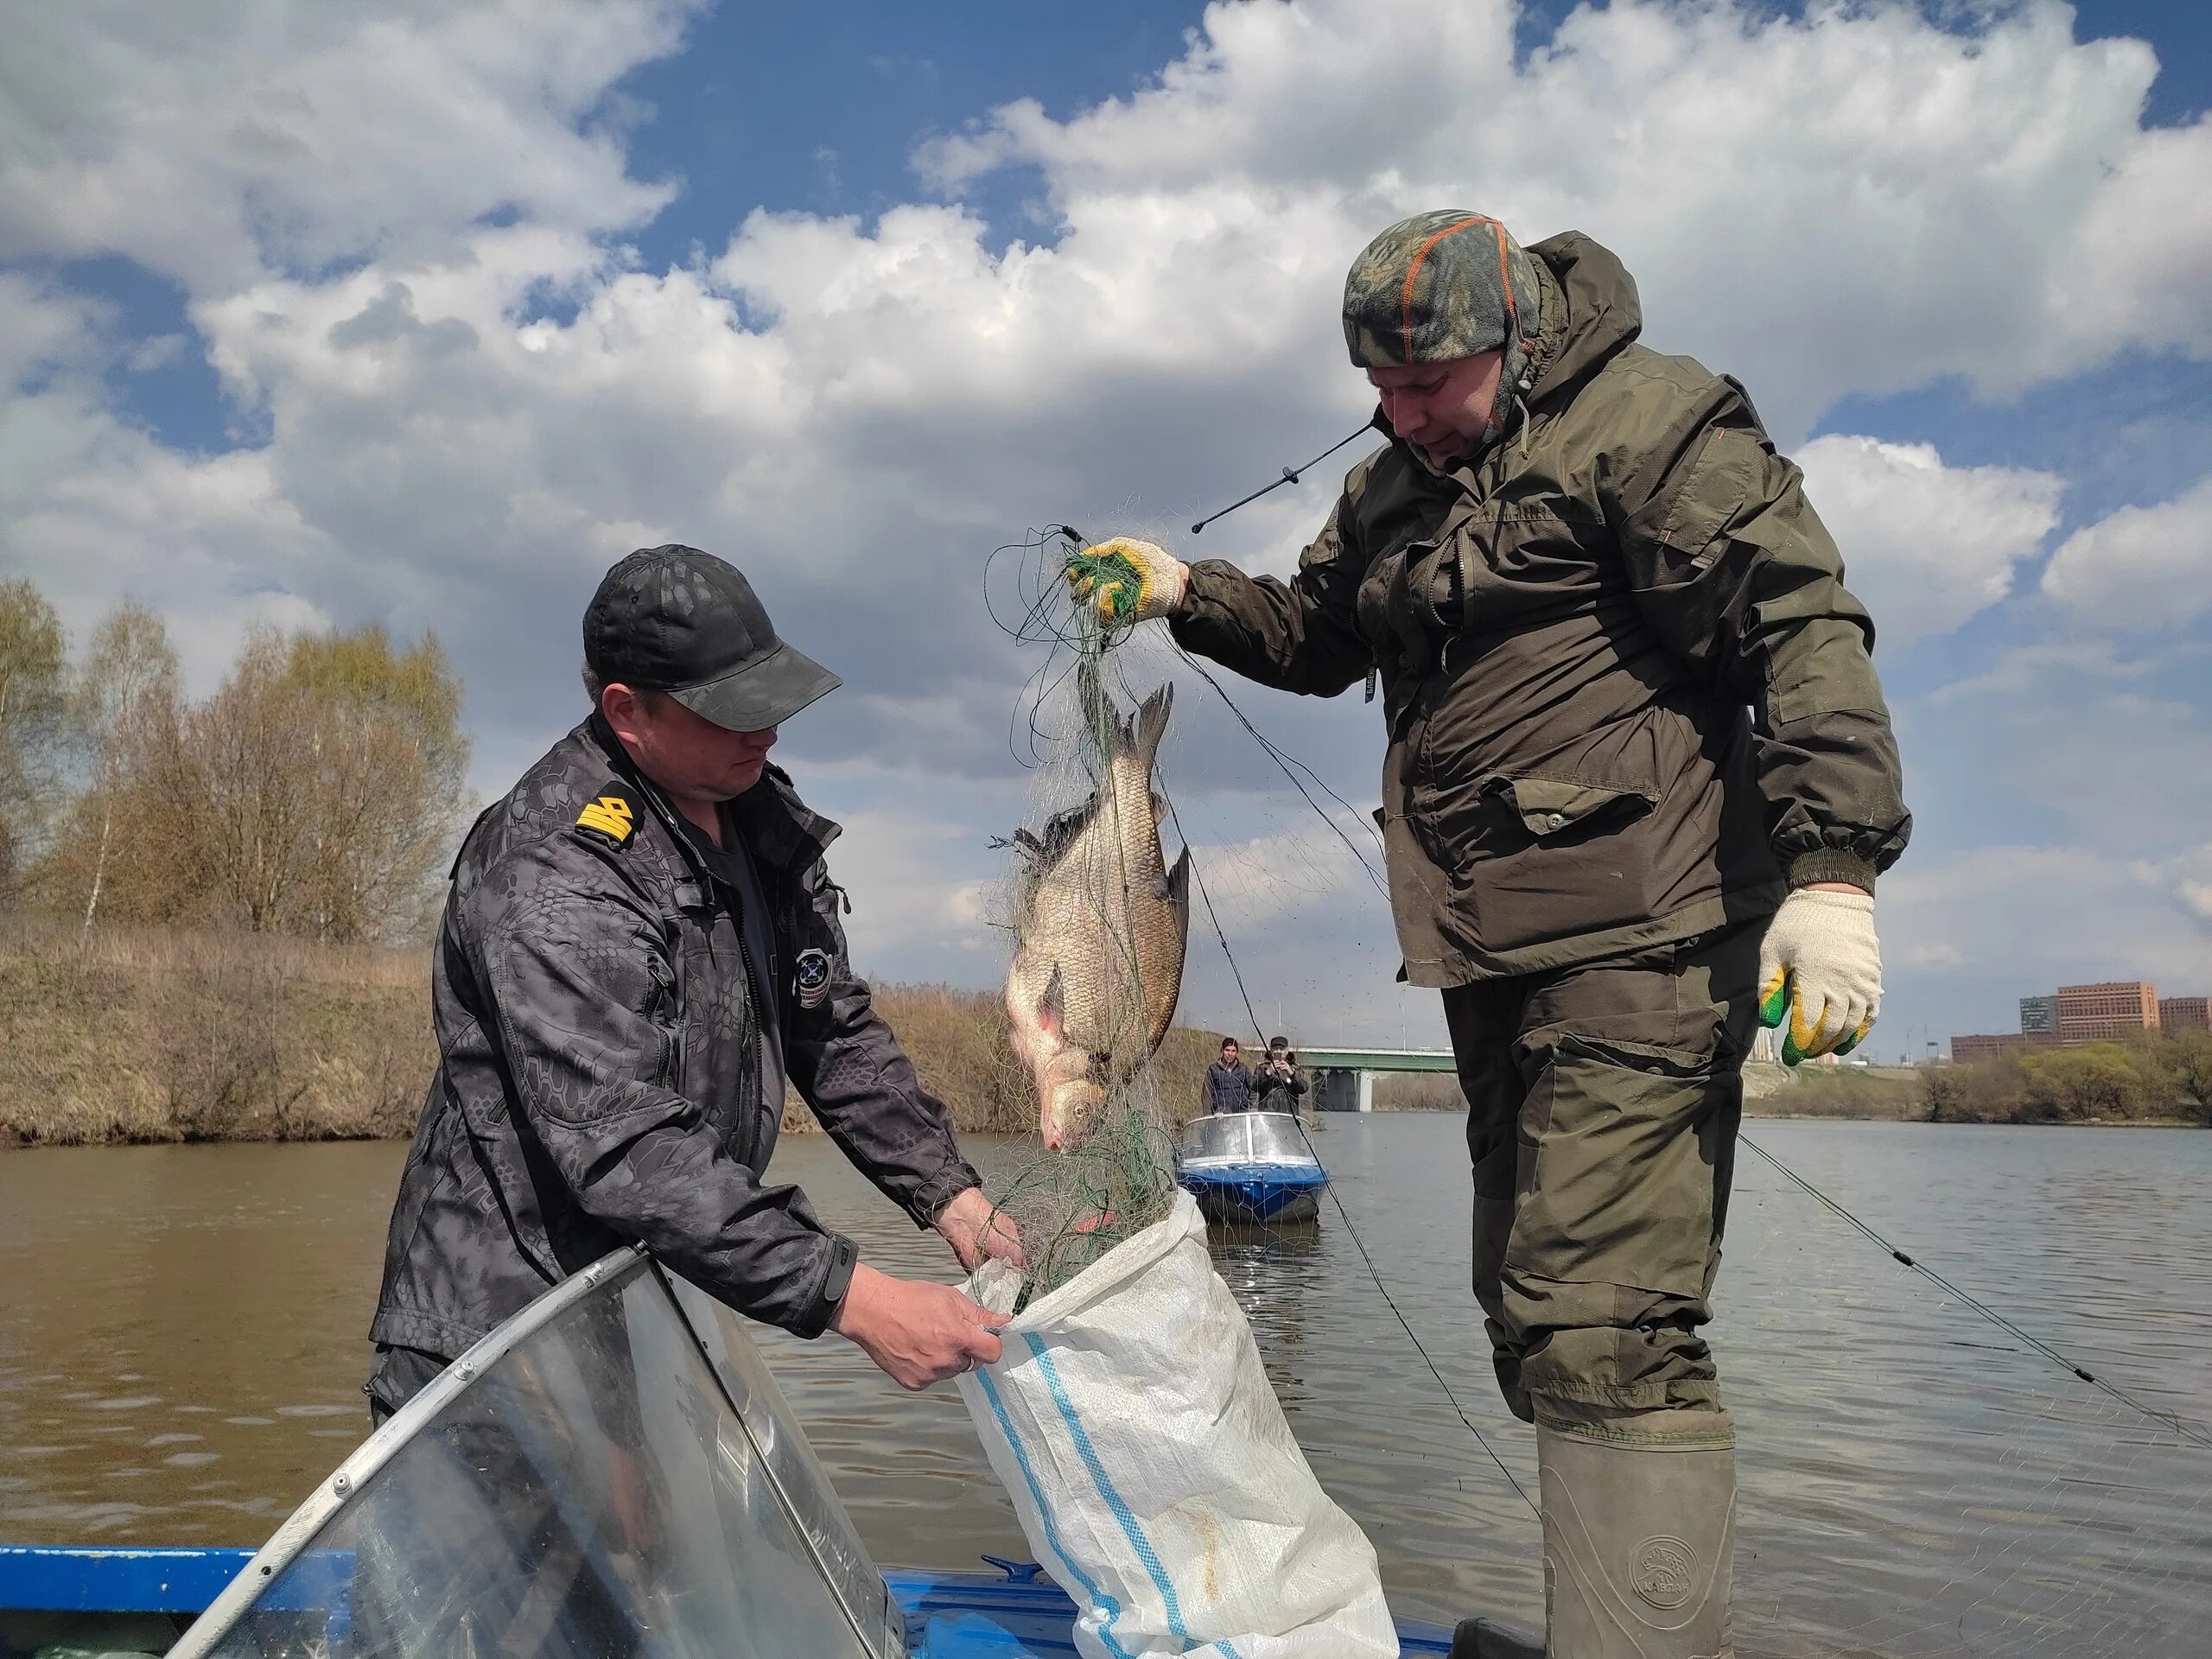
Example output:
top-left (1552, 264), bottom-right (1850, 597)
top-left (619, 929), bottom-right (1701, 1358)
top-left (284, 626), bottom-right (471, 942)
top-left (123, 626), bottom-right (474, 940)
top-left (21, 601), bottom-right (471, 944)
top-left (184, 632), bottom-right (325, 931)
top-left (73, 604), bottom-right (180, 931)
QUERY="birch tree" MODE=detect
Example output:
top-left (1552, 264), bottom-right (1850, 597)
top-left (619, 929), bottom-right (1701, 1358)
top-left (73, 604), bottom-right (180, 930)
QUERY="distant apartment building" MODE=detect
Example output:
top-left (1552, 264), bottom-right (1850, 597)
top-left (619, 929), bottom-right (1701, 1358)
top-left (2019, 995), bottom-right (2061, 1036)
top-left (1950, 1031), bottom-right (2063, 1064)
top-left (2160, 996), bottom-right (2210, 1033)
top-left (1951, 1033), bottom-right (2020, 1065)
top-left (2056, 982), bottom-right (2160, 1044)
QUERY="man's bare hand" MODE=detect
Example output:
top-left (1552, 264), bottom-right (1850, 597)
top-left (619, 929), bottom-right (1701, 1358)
top-left (934, 1185), bottom-right (1027, 1273)
top-left (830, 1263), bottom-right (1007, 1390)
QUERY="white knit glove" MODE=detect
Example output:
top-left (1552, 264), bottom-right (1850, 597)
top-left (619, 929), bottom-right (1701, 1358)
top-left (1068, 537), bottom-right (1190, 627)
top-left (1758, 887), bottom-right (1881, 1065)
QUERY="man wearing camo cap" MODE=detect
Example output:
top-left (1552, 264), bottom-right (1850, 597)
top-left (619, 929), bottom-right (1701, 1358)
top-left (1071, 213), bottom-right (1910, 1657)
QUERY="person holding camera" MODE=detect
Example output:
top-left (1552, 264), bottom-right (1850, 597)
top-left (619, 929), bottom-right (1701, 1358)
top-left (1252, 1036), bottom-right (1307, 1116)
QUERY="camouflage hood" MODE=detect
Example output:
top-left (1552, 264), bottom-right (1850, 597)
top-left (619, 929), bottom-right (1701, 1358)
top-left (1518, 232), bottom-right (1643, 414)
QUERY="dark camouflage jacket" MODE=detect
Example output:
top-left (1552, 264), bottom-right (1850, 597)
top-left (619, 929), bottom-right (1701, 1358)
top-left (1205, 1059), bottom-right (1255, 1113)
top-left (1173, 232), bottom-right (1910, 987)
top-left (1252, 1061), bottom-right (1307, 1109)
top-left (370, 716), bottom-right (980, 1362)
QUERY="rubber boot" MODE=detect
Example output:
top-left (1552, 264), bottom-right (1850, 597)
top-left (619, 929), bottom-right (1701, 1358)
top-left (1534, 1408), bottom-right (1736, 1659)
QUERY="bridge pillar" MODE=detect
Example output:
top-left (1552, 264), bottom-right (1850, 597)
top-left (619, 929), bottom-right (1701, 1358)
top-left (1313, 1069), bottom-right (1370, 1113)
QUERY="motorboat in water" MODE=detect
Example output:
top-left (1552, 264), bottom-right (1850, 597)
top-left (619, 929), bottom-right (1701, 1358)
top-left (1176, 1109), bottom-right (1329, 1224)
top-left (0, 1246), bottom-right (1459, 1656)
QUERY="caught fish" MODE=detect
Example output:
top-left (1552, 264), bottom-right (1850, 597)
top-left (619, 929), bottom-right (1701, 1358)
top-left (1004, 664), bottom-right (1192, 1150)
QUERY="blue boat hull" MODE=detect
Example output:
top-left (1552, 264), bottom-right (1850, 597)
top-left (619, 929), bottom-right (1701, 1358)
top-left (1179, 1160), bottom-right (1329, 1224)
top-left (1188, 1175), bottom-right (1322, 1224)
top-left (0, 1545), bottom-right (1459, 1656)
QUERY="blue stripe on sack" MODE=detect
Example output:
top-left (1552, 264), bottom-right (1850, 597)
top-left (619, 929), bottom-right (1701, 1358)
top-left (975, 1364), bottom-right (1139, 1659)
top-left (1027, 1334), bottom-right (1248, 1659)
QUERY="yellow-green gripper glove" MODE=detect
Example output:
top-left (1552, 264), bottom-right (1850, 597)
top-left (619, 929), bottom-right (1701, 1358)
top-left (1066, 537), bottom-right (1189, 629)
top-left (1758, 887), bottom-right (1881, 1065)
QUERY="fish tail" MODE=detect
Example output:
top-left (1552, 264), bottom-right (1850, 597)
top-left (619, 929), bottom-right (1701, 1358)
top-left (1131, 681), bottom-right (1173, 771)
top-left (1076, 658), bottom-right (1173, 772)
top-left (1164, 844), bottom-right (1192, 927)
top-left (1075, 657), bottom-right (1123, 754)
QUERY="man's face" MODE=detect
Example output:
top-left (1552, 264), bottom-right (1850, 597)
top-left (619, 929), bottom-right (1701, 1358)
top-left (1367, 349), bottom-right (1504, 464)
top-left (603, 685), bottom-right (778, 804)
top-left (1223, 1042), bottom-right (1239, 1064)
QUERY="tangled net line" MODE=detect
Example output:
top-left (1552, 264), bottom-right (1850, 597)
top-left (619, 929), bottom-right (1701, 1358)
top-left (982, 527), bottom-right (1190, 1300)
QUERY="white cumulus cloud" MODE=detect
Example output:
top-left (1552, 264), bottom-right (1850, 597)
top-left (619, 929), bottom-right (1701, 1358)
top-left (922, 0), bottom-right (2212, 436)
top-left (1796, 435), bottom-right (2063, 653)
top-left (1882, 842), bottom-right (2212, 1007)
top-left (2040, 477), bottom-right (2212, 633)
top-left (0, 0), bottom-right (691, 290)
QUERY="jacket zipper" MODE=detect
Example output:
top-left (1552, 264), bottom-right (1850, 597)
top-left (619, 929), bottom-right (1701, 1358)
top-left (737, 865), bottom-right (814, 1166)
top-left (729, 862), bottom-right (787, 1166)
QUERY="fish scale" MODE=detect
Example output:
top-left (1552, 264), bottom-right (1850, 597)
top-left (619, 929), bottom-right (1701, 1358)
top-left (1004, 662), bottom-right (1192, 1150)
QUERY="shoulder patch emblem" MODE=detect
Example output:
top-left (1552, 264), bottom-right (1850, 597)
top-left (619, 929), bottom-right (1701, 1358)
top-left (794, 948), bottom-right (833, 1009)
top-left (575, 792), bottom-right (636, 846)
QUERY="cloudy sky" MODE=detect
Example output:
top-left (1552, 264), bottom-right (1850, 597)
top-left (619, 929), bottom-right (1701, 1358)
top-left (3, 0), bottom-right (2209, 1055)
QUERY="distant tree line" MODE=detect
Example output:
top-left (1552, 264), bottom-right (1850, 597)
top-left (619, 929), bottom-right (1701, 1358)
top-left (1925, 1035), bottom-right (2212, 1127)
top-left (0, 575), bottom-right (470, 944)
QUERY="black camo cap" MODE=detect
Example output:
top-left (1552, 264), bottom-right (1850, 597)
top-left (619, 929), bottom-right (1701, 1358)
top-left (583, 545), bottom-right (839, 731)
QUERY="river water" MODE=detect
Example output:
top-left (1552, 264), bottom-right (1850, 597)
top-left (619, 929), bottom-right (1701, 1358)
top-left (2, 1120), bottom-right (2207, 1656)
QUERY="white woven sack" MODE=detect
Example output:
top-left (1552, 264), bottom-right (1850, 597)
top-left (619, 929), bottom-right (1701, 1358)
top-left (958, 1189), bottom-right (1398, 1659)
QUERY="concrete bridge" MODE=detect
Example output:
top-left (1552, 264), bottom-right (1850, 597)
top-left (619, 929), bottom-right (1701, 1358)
top-left (1294, 1046), bottom-right (1457, 1113)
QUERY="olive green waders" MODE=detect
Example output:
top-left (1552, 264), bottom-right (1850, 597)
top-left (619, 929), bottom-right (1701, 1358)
top-left (1444, 921), bottom-right (1758, 1659)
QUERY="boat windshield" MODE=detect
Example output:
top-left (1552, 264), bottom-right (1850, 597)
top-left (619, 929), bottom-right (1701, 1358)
top-left (169, 1251), bottom-right (903, 1659)
top-left (1180, 1111), bottom-right (1314, 1166)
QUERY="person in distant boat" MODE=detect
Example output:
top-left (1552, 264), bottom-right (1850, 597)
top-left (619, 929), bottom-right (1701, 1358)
top-left (1070, 212), bottom-right (1910, 1659)
top-left (366, 545), bottom-right (1021, 1427)
top-left (1252, 1036), bottom-right (1307, 1116)
top-left (1205, 1036), bottom-right (1255, 1112)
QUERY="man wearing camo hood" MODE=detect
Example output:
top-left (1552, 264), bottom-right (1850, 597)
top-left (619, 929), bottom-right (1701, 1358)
top-left (1071, 213), bottom-right (1910, 1658)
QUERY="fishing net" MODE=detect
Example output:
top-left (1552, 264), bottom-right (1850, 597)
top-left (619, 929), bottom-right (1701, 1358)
top-left (988, 522), bottom-right (1393, 989)
top-left (978, 1055), bottom-right (1183, 1303)
top-left (980, 530), bottom-right (1198, 1295)
top-left (976, 522), bottom-right (1391, 1294)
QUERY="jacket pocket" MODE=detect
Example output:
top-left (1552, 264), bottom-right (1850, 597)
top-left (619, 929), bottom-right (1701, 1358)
top-left (1499, 775), bottom-right (1654, 839)
top-left (1426, 769), bottom-right (1655, 860)
top-left (1425, 769), bottom-right (1661, 956)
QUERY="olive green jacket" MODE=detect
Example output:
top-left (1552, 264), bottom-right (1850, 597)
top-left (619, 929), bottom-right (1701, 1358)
top-left (1171, 232), bottom-right (1910, 988)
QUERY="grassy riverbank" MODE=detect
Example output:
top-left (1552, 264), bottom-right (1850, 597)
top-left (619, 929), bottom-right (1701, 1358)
top-left (1379, 1053), bottom-right (2209, 1126)
top-left (1372, 1062), bottom-right (1933, 1118)
top-left (1745, 1066), bottom-right (1926, 1120)
top-left (0, 924), bottom-right (1222, 1147)
top-left (0, 925), bottom-right (430, 1144)
top-left (10, 924), bottom-right (2199, 1145)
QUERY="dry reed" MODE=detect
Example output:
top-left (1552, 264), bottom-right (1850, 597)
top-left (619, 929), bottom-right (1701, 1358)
top-left (0, 925), bottom-right (1224, 1147)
